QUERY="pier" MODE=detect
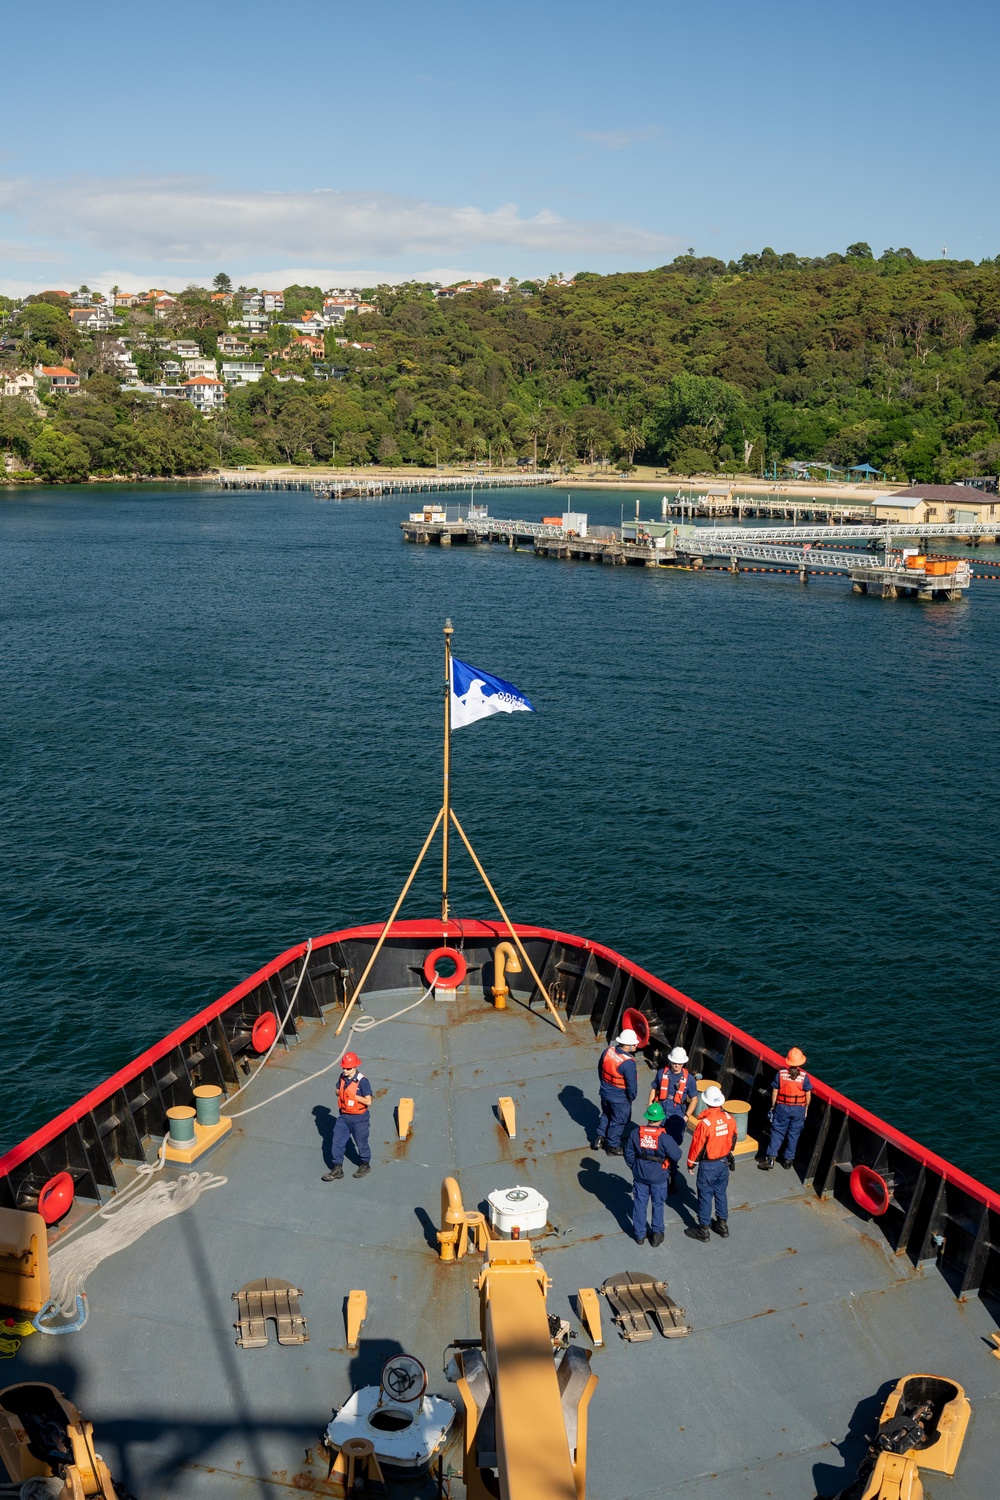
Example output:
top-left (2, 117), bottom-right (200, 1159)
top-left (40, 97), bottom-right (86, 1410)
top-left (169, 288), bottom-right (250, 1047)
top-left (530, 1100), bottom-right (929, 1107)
top-left (218, 470), bottom-right (555, 499)
top-left (402, 511), bottom-right (997, 600)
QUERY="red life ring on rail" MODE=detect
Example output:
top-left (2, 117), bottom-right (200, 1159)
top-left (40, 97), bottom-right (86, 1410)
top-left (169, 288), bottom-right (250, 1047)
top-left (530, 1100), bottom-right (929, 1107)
top-left (622, 1007), bottom-right (650, 1048)
top-left (251, 1011), bottom-right (278, 1053)
top-left (850, 1164), bottom-right (890, 1217)
top-left (423, 947), bottom-right (468, 990)
top-left (38, 1171), bottom-right (75, 1225)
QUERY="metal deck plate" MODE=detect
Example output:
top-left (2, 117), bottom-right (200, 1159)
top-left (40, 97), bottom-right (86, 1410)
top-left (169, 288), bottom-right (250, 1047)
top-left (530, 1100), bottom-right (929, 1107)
top-left (6, 987), bottom-right (999, 1498)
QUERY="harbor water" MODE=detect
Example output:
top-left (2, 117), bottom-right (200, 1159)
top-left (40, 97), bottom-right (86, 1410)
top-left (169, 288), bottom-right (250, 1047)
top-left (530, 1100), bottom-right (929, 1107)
top-left (1, 483), bottom-right (997, 1186)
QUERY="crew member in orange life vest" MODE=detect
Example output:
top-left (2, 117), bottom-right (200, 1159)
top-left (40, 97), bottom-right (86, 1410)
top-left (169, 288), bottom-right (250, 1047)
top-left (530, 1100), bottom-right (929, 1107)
top-left (684, 1086), bottom-right (738, 1242)
top-left (759, 1048), bottom-right (812, 1171)
top-left (593, 1029), bottom-right (639, 1155)
top-left (322, 1052), bottom-right (373, 1181)
top-left (649, 1045), bottom-right (699, 1188)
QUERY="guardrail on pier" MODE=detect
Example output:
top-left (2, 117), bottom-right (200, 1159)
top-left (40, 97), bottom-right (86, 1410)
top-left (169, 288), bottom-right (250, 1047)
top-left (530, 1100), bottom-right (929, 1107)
top-left (219, 471), bottom-right (556, 497)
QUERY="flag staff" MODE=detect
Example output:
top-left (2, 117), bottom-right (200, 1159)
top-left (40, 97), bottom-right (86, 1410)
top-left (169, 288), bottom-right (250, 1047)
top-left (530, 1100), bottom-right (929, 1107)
top-left (442, 617), bottom-right (453, 923)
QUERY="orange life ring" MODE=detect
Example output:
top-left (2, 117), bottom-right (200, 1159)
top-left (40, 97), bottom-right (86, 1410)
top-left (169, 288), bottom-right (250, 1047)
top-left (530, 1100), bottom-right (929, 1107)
top-left (38, 1171), bottom-right (75, 1225)
top-left (622, 1007), bottom-right (650, 1048)
top-left (251, 1011), bottom-right (278, 1052)
top-left (850, 1164), bottom-right (890, 1217)
top-left (423, 947), bottom-right (467, 990)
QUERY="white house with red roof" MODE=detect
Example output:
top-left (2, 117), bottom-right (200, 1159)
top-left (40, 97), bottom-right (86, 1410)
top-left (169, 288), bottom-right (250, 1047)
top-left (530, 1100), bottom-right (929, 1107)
top-left (34, 364), bottom-right (80, 394)
top-left (262, 291), bottom-right (285, 312)
top-left (183, 375), bottom-right (226, 412)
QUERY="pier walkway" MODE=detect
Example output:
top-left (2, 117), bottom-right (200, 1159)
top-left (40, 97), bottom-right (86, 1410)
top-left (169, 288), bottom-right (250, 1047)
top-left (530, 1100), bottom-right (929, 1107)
top-left (219, 471), bottom-right (554, 499)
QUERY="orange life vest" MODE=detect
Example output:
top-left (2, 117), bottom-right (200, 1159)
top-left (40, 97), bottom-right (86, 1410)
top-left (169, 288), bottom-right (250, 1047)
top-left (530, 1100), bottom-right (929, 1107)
top-left (658, 1066), bottom-right (690, 1106)
top-left (776, 1069), bottom-right (809, 1107)
top-left (637, 1123), bottom-right (668, 1156)
top-left (600, 1047), bottom-right (629, 1090)
top-left (689, 1106), bottom-right (737, 1164)
top-left (337, 1072), bottom-right (370, 1115)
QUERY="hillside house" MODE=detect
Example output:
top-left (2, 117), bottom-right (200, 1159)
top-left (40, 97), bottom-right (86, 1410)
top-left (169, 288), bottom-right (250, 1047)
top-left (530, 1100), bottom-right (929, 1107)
top-left (34, 364), bottom-right (80, 394)
top-left (1, 370), bottom-right (39, 403)
top-left (154, 297), bottom-right (178, 320)
top-left (218, 333), bottom-right (252, 358)
top-left (237, 313), bottom-right (269, 335)
top-left (70, 306), bottom-right (115, 331)
top-left (262, 291), bottom-right (285, 312)
top-left (221, 361), bottom-right (266, 385)
top-left (181, 357), bottom-right (218, 379)
top-left (183, 375), bottom-right (226, 412)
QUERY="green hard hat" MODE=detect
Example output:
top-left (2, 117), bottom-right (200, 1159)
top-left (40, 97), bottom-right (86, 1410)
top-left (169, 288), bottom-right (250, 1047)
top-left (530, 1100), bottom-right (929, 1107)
top-left (644, 1102), bottom-right (665, 1123)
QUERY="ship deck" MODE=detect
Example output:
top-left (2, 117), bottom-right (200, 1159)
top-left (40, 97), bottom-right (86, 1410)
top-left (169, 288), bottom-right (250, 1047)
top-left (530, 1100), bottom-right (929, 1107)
top-left (9, 983), bottom-right (1000, 1499)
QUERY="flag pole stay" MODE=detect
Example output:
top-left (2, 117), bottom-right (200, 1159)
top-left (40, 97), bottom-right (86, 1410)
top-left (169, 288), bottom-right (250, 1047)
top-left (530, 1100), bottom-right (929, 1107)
top-left (335, 806), bottom-right (444, 1035)
top-left (450, 808), bottom-right (566, 1033)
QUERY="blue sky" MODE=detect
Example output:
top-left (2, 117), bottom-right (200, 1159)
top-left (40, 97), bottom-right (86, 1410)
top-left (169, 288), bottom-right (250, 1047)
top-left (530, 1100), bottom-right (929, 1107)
top-left (2, 0), bottom-right (997, 293)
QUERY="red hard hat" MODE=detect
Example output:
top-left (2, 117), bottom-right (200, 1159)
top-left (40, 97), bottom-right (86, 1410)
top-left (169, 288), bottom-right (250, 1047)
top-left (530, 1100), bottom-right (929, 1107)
top-left (342, 1052), bottom-right (360, 1069)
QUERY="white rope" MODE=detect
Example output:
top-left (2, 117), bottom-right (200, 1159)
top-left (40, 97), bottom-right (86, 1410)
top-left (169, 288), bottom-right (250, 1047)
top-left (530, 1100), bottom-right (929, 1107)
top-left (221, 937), bottom-right (314, 1110)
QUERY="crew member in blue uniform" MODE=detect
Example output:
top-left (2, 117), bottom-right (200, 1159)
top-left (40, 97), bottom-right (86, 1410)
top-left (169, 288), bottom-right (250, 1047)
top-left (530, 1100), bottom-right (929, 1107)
top-left (685, 1086), bottom-right (738, 1241)
top-left (593, 1028), bottom-right (638, 1155)
top-left (759, 1047), bottom-right (812, 1171)
top-left (649, 1045), bottom-right (699, 1189)
top-left (322, 1051), bottom-right (373, 1181)
top-left (624, 1102), bottom-right (681, 1245)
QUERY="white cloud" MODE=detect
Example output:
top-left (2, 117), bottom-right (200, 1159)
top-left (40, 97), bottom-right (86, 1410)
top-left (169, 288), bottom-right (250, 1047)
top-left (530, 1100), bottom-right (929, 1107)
top-left (577, 126), bottom-right (662, 150)
top-left (0, 173), bottom-right (672, 265)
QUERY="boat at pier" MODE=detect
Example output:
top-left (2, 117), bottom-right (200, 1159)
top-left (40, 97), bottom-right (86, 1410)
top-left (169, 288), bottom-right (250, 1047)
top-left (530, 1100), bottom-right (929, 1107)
top-left (0, 627), bottom-right (997, 1500)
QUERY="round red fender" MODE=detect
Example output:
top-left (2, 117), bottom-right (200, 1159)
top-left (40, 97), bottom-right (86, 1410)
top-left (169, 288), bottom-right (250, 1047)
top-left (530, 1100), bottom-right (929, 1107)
top-left (38, 1171), bottom-right (75, 1226)
top-left (423, 947), bottom-right (468, 990)
top-left (850, 1164), bottom-right (890, 1217)
top-left (622, 1007), bottom-right (650, 1048)
top-left (251, 1011), bottom-right (278, 1053)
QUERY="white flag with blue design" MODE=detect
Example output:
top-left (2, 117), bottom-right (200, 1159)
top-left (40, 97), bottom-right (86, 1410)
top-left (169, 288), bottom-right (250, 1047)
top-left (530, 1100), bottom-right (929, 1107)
top-left (450, 657), bottom-right (535, 730)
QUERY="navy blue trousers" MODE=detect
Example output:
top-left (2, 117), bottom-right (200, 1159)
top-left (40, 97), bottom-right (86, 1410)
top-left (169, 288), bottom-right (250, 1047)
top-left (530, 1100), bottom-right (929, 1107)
top-left (767, 1104), bottom-right (807, 1163)
top-left (632, 1176), bottom-right (670, 1239)
top-left (595, 1091), bottom-right (632, 1149)
top-left (331, 1111), bottom-right (371, 1165)
top-left (696, 1157), bottom-right (730, 1226)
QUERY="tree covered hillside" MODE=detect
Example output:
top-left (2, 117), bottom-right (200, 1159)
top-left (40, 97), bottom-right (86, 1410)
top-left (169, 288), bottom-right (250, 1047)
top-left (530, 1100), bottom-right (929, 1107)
top-left (5, 245), bottom-right (1000, 481)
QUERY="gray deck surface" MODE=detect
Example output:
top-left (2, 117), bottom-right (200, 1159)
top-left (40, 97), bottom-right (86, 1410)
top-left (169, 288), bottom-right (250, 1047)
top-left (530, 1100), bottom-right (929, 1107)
top-left (9, 986), bottom-right (1000, 1498)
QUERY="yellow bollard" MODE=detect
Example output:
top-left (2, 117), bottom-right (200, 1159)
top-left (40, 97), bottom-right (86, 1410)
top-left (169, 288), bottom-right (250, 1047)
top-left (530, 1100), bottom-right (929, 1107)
top-left (498, 1096), bottom-right (516, 1138)
top-left (346, 1290), bottom-right (367, 1350)
top-left (577, 1288), bottom-right (603, 1347)
top-left (396, 1098), bottom-right (414, 1140)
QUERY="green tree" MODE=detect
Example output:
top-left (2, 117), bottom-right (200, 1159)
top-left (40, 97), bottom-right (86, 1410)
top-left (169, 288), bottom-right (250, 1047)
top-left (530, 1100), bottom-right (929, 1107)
top-left (30, 426), bottom-right (90, 482)
top-left (213, 272), bottom-right (233, 293)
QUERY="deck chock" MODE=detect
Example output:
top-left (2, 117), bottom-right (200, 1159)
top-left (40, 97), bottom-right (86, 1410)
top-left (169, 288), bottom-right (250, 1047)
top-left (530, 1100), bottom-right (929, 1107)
top-left (989, 1332), bottom-right (1000, 1360)
top-left (497, 1096), bottom-right (516, 1138)
top-left (327, 1436), bottom-right (386, 1496)
top-left (601, 1271), bottom-right (691, 1341)
top-left (163, 1114), bottom-right (232, 1165)
top-left (233, 1278), bottom-right (307, 1348)
top-left (0, 1381), bottom-right (118, 1497)
top-left (396, 1097), bottom-right (414, 1140)
top-left (576, 1287), bottom-right (604, 1346)
top-left (437, 1177), bottom-right (490, 1262)
top-left (346, 1289), bottom-right (368, 1349)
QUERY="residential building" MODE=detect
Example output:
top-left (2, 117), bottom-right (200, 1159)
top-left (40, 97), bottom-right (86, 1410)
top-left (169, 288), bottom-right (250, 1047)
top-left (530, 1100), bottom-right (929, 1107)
top-left (34, 364), bottom-right (80, 394)
top-left (122, 382), bottom-right (186, 401)
top-left (1, 370), bottom-right (39, 403)
top-left (262, 291), bottom-right (284, 312)
top-left (210, 291), bottom-right (234, 307)
top-left (297, 310), bottom-right (327, 332)
top-left (350, 341), bottom-right (376, 352)
top-left (221, 361), bottom-right (266, 385)
top-left (872, 485), bottom-right (1000, 525)
top-left (114, 293), bottom-right (143, 307)
top-left (236, 314), bottom-right (269, 336)
top-left (70, 306), bottom-right (116, 331)
top-left (154, 297), bottom-right (178, 320)
top-left (240, 293), bottom-right (263, 314)
top-left (284, 333), bottom-right (324, 359)
top-left (169, 340), bottom-right (201, 357)
top-left (181, 357), bottom-right (218, 379)
top-left (162, 360), bottom-right (183, 380)
top-left (218, 333), bottom-right (252, 358)
top-left (183, 375), bottom-right (226, 412)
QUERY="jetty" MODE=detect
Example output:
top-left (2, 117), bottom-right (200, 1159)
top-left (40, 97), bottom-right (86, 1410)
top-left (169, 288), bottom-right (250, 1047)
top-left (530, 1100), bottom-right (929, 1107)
top-left (218, 470), bottom-right (555, 499)
top-left (402, 510), bottom-right (999, 599)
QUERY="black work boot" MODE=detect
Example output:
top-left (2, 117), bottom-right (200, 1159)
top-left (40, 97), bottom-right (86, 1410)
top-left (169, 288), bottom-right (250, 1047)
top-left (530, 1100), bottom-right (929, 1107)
top-left (353, 1162), bottom-right (371, 1179)
top-left (780, 1158), bottom-right (795, 1170)
top-left (758, 1157), bottom-right (775, 1171)
top-left (684, 1224), bottom-right (710, 1242)
top-left (648, 1231), bottom-right (665, 1247)
top-left (710, 1218), bottom-right (729, 1237)
top-left (322, 1164), bottom-right (344, 1181)
top-left (605, 1145), bottom-right (624, 1157)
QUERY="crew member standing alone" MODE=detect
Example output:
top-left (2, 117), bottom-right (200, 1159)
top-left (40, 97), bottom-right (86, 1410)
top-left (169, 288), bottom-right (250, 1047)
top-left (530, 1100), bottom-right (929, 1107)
top-left (624, 1102), bottom-right (681, 1245)
top-left (322, 1052), bottom-right (373, 1181)
top-left (685, 1086), bottom-right (738, 1242)
top-left (759, 1047), bottom-right (812, 1171)
top-left (593, 1028), bottom-right (638, 1155)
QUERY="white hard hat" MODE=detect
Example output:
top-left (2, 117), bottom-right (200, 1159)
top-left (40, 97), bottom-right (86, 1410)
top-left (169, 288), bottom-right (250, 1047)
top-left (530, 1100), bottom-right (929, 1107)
top-left (702, 1086), bottom-right (725, 1108)
top-left (616, 1028), bottom-right (639, 1047)
top-left (668, 1047), bottom-right (689, 1064)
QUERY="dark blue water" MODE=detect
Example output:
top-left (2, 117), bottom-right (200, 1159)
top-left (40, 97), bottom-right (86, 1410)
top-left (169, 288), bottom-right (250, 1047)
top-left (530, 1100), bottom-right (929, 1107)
top-left (1, 484), bottom-right (997, 1186)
